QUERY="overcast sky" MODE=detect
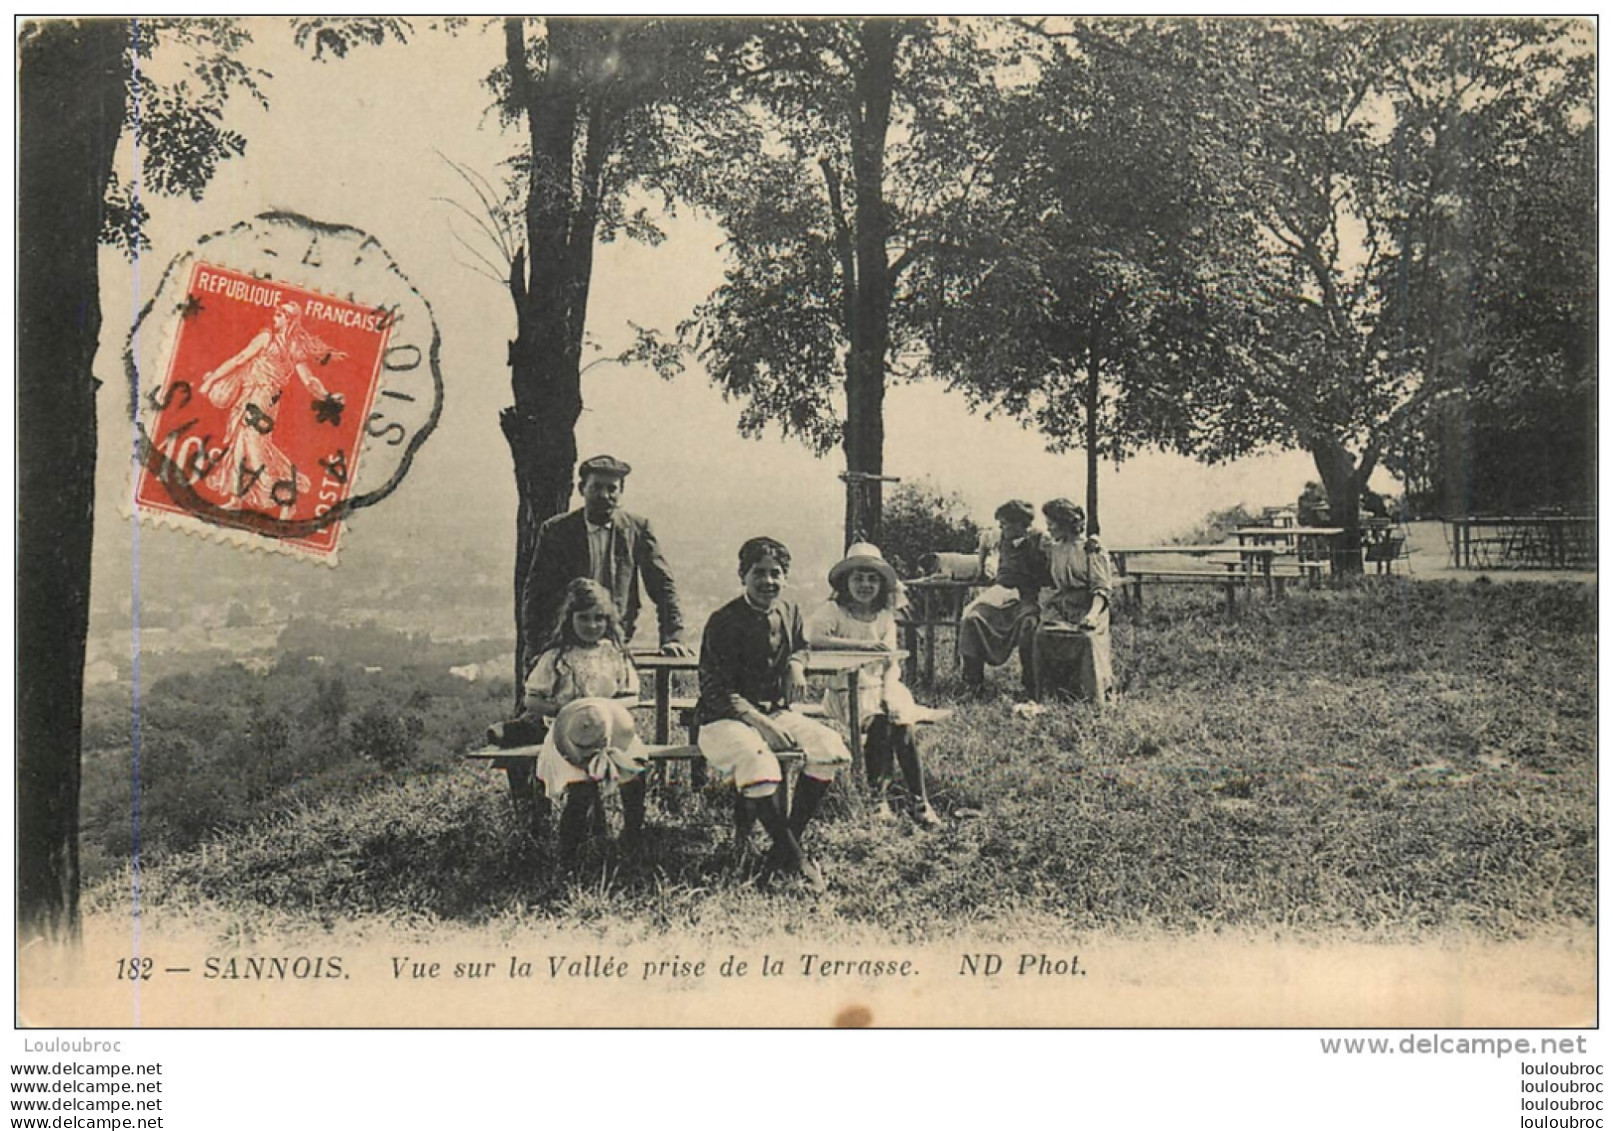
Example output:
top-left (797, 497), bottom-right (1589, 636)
top-left (93, 19), bottom-right (1366, 597)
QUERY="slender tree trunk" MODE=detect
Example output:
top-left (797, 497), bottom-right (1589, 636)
top-left (1085, 340), bottom-right (1101, 536)
top-left (842, 19), bottom-right (899, 546)
top-left (18, 20), bottom-right (128, 944)
top-left (503, 18), bottom-right (599, 688)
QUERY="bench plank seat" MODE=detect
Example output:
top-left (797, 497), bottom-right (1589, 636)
top-left (464, 742), bottom-right (805, 837)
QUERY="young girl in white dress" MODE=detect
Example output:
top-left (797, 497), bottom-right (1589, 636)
top-left (524, 578), bottom-right (649, 852)
top-left (806, 543), bottom-right (942, 826)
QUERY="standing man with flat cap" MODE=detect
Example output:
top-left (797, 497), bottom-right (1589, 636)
top-left (520, 455), bottom-right (692, 688)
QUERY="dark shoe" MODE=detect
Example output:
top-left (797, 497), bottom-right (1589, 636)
top-left (871, 784), bottom-right (896, 823)
top-left (752, 791), bottom-right (827, 893)
top-left (528, 790), bottom-right (553, 839)
top-left (762, 831), bottom-right (826, 893)
top-left (894, 727), bottom-right (941, 827)
top-left (910, 799), bottom-right (944, 828)
top-left (961, 655), bottom-right (985, 690)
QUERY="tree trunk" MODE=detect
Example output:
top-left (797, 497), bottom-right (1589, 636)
top-left (1085, 340), bottom-right (1101, 536)
top-left (18, 20), bottom-right (128, 944)
top-left (841, 19), bottom-right (899, 547)
top-left (504, 18), bottom-right (600, 689)
top-left (1310, 436), bottom-right (1366, 574)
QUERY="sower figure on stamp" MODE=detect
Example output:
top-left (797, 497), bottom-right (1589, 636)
top-left (197, 301), bottom-right (344, 519)
top-left (958, 500), bottom-right (1050, 698)
top-left (1033, 499), bottom-right (1114, 708)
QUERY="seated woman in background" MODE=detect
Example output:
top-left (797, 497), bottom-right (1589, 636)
top-left (958, 500), bottom-right (1048, 697)
top-left (1033, 498), bottom-right (1114, 708)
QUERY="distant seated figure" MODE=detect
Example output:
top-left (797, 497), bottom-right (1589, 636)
top-left (958, 500), bottom-right (1048, 696)
top-left (1033, 498), bottom-right (1114, 708)
top-left (1297, 481), bottom-right (1331, 527)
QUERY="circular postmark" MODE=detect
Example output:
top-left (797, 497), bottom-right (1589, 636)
top-left (127, 210), bottom-right (442, 561)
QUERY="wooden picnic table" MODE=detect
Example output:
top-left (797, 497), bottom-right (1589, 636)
top-left (1443, 515), bottom-right (1596, 570)
top-left (1235, 525), bottom-right (1345, 573)
top-left (1234, 525), bottom-right (1346, 543)
top-left (1107, 543), bottom-right (1322, 613)
top-left (1109, 544), bottom-right (1291, 586)
top-left (898, 577), bottom-right (982, 687)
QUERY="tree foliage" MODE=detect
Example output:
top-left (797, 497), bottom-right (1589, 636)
top-left (912, 20), bottom-right (1224, 530)
top-left (103, 19), bottom-right (271, 254)
top-left (79, 652), bottom-right (501, 878)
top-left (683, 18), bottom-right (1003, 541)
top-left (879, 479), bottom-right (983, 578)
top-left (1175, 19), bottom-right (1594, 537)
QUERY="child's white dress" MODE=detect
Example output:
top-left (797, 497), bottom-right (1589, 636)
top-left (805, 601), bottom-right (920, 730)
top-left (525, 643), bottom-right (645, 800)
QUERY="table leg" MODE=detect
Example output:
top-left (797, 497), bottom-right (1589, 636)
top-left (653, 668), bottom-right (671, 745)
top-left (901, 621), bottom-right (918, 686)
top-left (846, 678), bottom-right (863, 786)
top-left (923, 592), bottom-right (937, 687)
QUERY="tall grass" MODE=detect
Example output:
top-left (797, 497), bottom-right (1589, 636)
top-left (90, 580), bottom-right (1595, 945)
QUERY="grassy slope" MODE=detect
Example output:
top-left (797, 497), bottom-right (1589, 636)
top-left (89, 580), bottom-right (1595, 945)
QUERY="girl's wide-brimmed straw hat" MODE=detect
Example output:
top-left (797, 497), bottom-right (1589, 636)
top-left (553, 697), bottom-right (638, 764)
top-left (828, 542), bottom-right (899, 591)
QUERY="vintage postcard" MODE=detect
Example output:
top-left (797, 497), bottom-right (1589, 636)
top-left (16, 17), bottom-right (1596, 1028)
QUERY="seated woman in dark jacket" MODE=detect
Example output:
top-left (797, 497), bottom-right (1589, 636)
top-left (958, 500), bottom-right (1049, 696)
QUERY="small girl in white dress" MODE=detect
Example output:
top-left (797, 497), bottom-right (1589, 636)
top-left (524, 578), bottom-right (648, 852)
top-left (806, 543), bottom-right (942, 826)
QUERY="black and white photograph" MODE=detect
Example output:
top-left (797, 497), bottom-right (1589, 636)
top-left (16, 13), bottom-right (1595, 1049)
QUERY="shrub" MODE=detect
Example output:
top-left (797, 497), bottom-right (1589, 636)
top-left (350, 704), bottom-right (421, 770)
top-left (1171, 503), bottom-right (1258, 546)
top-left (881, 478), bottom-right (983, 578)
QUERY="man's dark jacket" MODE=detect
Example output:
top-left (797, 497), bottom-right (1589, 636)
top-left (520, 508), bottom-right (684, 673)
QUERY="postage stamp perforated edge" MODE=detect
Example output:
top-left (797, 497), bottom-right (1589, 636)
top-left (122, 213), bottom-right (443, 566)
top-left (119, 255), bottom-right (360, 566)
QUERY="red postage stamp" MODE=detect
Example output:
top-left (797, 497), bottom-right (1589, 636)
top-left (134, 262), bottom-right (395, 559)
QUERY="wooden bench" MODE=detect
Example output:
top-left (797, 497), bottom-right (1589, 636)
top-left (630, 696), bottom-right (827, 741)
top-left (627, 697), bottom-right (824, 791)
top-left (464, 742), bottom-right (804, 839)
top-left (1122, 569), bottom-right (1260, 615)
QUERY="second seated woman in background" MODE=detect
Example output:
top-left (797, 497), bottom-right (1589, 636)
top-left (1033, 498), bottom-right (1114, 709)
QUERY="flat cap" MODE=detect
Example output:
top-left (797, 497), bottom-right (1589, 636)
top-left (578, 454), bottom-right (632, 479)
